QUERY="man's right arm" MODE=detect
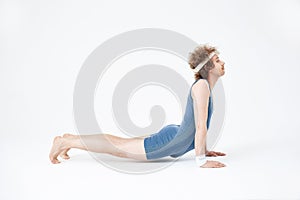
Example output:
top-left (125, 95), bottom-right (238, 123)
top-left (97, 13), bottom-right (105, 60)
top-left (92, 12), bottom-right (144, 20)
top-left (192, 80), bottom-right (209, 164)
top-left (192, 80), bottom-right (226, 168)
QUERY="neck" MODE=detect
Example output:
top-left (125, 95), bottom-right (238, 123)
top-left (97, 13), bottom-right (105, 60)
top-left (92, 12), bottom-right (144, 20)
top-left (206, 74), bottom-right (219, 91)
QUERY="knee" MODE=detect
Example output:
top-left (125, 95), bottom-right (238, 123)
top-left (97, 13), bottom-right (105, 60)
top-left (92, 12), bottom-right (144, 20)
top-left (108, 150), bottom-right (129, 158)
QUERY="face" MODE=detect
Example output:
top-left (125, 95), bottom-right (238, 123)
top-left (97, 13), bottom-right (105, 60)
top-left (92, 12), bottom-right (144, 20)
top-left (210, 54), bottom-right (225, 77)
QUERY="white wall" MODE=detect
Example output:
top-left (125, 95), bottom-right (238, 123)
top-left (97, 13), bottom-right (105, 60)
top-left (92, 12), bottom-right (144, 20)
top-left (1, 0), bottom-right (300, 198)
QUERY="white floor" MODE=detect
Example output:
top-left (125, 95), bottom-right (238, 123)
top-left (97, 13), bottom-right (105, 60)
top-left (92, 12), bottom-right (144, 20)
top-left (1, 133), bottom-right (299, 200)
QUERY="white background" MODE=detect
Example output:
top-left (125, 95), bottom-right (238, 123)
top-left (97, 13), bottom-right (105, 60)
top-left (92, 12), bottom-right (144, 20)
top-left (1, 0), bottom-right (300, 199)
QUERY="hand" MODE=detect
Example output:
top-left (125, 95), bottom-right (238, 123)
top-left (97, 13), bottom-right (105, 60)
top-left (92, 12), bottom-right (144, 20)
top-left (205, 151), bottom-right (226, 157)
top-left (200, 160), bottom-right (226, 168)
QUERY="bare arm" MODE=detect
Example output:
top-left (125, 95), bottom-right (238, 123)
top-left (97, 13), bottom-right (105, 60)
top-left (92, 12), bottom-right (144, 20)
top-left (192, 80), bottom-right (226, 168)
top-left (191, 80), bottom-right (210, 157)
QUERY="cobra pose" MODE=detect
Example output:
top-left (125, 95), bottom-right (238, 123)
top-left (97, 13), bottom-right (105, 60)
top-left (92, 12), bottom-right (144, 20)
top-left (49, 44), bottom-right (226, 168)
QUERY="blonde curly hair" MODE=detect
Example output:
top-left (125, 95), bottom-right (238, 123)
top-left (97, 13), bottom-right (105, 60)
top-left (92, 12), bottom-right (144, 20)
top-left (188, 44), bottom-right (219, 80)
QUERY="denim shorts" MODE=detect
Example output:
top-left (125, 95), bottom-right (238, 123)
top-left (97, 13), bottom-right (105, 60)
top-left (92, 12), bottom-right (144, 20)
top-left (143, 124), bottom-right (197, 160)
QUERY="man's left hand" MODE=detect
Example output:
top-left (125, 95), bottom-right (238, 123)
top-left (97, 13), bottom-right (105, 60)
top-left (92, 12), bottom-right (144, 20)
top-left (205, 151), bottom-right (226, 157)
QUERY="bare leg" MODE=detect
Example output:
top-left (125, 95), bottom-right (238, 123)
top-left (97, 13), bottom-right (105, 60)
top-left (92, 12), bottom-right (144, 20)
top-left (49, 133), bottom-right (147, 164)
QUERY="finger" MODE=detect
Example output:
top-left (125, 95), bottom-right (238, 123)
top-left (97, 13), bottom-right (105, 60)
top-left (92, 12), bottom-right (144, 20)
top-left (219, 163), bottom-right (226, 167)
top-left (207, 153), bottom-right (214, 157)
top-left (214, 152), bottom-right (225, 156)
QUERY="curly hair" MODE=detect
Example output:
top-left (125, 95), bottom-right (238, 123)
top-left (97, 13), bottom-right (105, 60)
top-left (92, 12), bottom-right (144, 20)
top-left (188, 44), bottom-right (219, 80)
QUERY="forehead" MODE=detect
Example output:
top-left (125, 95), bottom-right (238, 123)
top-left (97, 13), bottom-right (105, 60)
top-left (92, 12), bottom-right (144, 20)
top-left (212, 54), bottom-right (219, 61)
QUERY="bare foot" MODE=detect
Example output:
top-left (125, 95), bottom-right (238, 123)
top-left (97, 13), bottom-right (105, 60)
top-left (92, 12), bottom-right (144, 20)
top-left (49, 136), bottom-right (69, 164)
top-left (59, 133), bottom-right (76, 160)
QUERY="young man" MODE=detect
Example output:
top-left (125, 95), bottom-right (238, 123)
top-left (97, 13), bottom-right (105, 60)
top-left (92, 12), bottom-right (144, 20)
top-left (49, 44), bottom-right (226, 168)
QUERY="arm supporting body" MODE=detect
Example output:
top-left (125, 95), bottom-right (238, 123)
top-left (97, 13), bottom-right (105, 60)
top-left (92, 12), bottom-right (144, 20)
top-left (191, 79), bottom-right (210, 166)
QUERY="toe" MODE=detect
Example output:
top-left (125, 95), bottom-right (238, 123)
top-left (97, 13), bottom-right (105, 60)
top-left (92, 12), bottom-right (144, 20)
top-left (52, 159), bottom-right (61, 164)
top-left (59, 147), bottom-right (71, 159)
top-left (60, 153), bottom-right (70, 160)
top-left (63, 133), bottom-right (73, 138)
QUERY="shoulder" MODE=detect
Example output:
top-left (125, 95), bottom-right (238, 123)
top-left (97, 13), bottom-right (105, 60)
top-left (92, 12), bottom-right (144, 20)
top-left (191, 79), bottom-right (210, 99)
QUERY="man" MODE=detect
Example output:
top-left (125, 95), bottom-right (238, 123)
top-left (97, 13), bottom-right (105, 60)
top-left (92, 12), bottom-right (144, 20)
top-left (49, 44), bottom-right (226, 168)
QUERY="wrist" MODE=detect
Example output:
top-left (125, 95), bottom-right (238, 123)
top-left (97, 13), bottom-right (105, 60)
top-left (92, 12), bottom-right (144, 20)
top-left (195, 155), bottom-right (207, 167)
